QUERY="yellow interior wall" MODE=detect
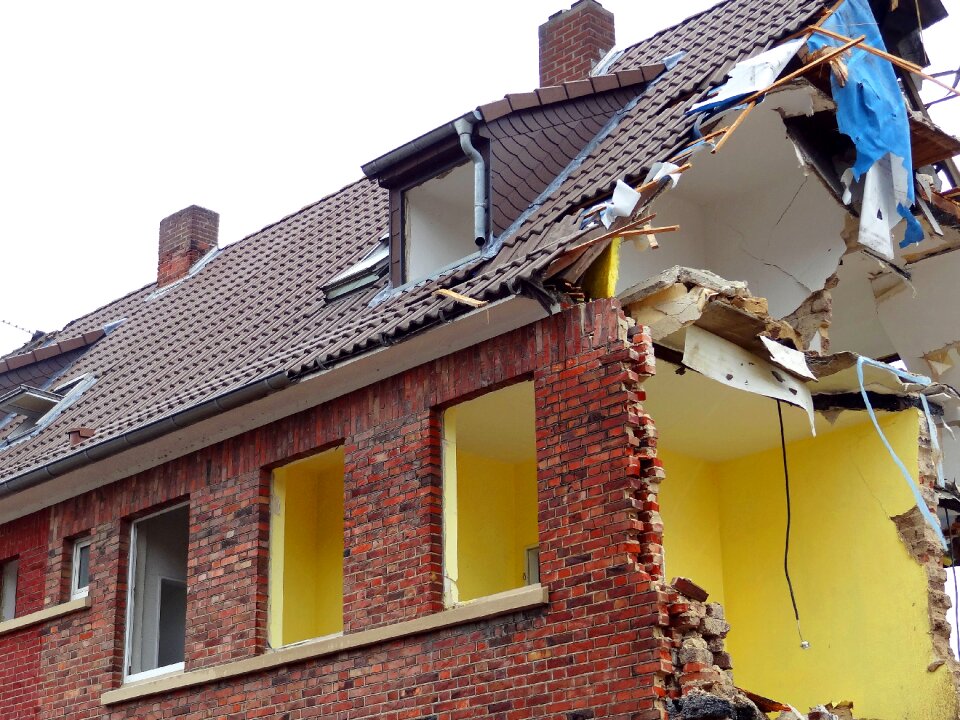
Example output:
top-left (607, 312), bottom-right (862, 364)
top-left (269, 447), bottom-right (344, 647)
top-left (711, 413), bottom-right (955, 719)
top-left (582, 237), bottom-right (621, 299)
top-left (658, 448), bottom-right (726, 606)
top-left (456, 452), bottom-right (537, 601)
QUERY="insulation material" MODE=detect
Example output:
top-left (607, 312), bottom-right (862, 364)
top-left (682, 325), bottom-right (815, 433)
top-left (807, 0), bottom-right (923, 252)
top-left (689, 38), bottom-right (806, 115)
top-left (599, 180), bottom-right (642, 229)
top-left (760, 335), bottom-right (817, 380)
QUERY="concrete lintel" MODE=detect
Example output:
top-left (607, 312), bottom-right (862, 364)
top-left (0, 595), bottom-right (90, 637)
top-left (102, 584), bottom-right (549, 706)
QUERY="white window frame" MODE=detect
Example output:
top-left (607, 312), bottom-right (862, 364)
top-left (0, 558), bottom-right (18, 621)
top-left (70, 538), bottom-right (92, 600)
top-left (525, 545), bottom-right (541, 586)
top-left (123, 502), bottom-right (189, 683)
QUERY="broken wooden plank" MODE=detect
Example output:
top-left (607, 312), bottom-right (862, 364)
top-left (618, 225), bottom-right (680, 238)
top-left (434, 288), bottom-right (488, 308)
top-left (807, 26), bottom-right (960, 101)
top-left (711, 100), bottom-right (756, 154)
top-left (741, 35), bottom-right (866, 107)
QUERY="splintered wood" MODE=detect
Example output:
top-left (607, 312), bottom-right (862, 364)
top-left (434, 288), bottom-right (488, 308)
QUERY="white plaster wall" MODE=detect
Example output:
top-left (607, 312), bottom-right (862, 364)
top-left (404, 161), bottom-right (476, 282)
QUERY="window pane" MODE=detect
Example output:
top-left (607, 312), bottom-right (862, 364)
top-left (1, 559), bottom-right (19, 621)
top-left (76, 543), bottom-right (90, 591)
top-left (127, 505), bottom-right (189, 676)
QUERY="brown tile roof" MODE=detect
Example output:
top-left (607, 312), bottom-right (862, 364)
top-left (478, 66), bottom-right (666, 122)
top-left (0, 0), bottom-right (833, 486)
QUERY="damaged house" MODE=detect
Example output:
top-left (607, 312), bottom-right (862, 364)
top-left (1, 0), bottom-right (959, 717)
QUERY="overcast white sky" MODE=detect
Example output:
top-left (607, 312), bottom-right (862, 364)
top-left (0, 1), bottom-right (957, 354)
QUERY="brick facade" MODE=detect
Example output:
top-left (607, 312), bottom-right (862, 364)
top-left (538, 0), bottom-right (616, 87)
top-left (157, 205), bottom-right (219, 288)
top-left (0, 300), bottom-right (675, 719)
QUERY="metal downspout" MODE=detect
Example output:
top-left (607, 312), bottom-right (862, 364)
top-left (453, 113), bottom-right (488, 246)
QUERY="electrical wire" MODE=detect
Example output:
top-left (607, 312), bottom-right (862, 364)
top-left (777, 400), bottom-right (809, 649)
top-left (0, 318), bottom-right (34, 337)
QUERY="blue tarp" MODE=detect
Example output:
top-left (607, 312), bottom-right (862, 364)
top-left (808, 0), bottom-right (923, 246)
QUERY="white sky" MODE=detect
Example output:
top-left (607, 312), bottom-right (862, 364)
top-left (0, 1), bottom-right (956, 355)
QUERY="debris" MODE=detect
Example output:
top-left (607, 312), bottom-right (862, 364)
top-left (738, 689), bottom-right (792, 714)
top-left (434, 289), bottom-right (488, 308)
top-left (689, 38), bottom-right (807, 115)
top-left (682, 326), bottom-right (816, 434)
top-left (672, 577), bottom-right (710, 602)
top-left (806, 0), bottom-right (924, 251)
top-left (760, 336), bottom-right (817, 380)
top-left (711, 101), bottom-right (757, 154)
top-left (583, 179), bottom-right (643, 229)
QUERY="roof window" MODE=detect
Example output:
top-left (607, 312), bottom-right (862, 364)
top-left (322, 235), bottom-right (390, 301)
top-left (0, 374), bottom-right (96, 445)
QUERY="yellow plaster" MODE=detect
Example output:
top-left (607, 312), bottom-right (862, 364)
top-left (443, 382), bottom-right (538, 604)
top-left (582, 238), bottom-right (621, 299)
top-left (269, 447), bottom-right (344, 647)
top-left (661, 412), bottom-right (954, 718)
top-left (717, 413), bottom-right (954, 718)
top-left (658, 448), bottom-right (726, 606)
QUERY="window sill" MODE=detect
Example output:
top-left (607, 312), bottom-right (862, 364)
top-left (102, 583), bottom-right (548, 706)
top-left (0, 595), bottom-right (91, 637)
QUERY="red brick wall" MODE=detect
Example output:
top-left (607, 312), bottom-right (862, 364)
top-left (157, 205), bottom-right (219, 288)
top-left (1, 299), bottom-right (671, 719)
top-left (539, 0), bottom-right (616, 87)
top-left (0, 510), bottom-right (48, 720)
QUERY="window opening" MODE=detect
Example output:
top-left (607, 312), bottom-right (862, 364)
top-left (71, 538), bottom-right (92, 600)
top-left (442, 381), bottom-right (538, 605)
top-left (403, 161), bottom-right (480, 283)
top-left (269, 446), bottom-right (345, 647)
top-left (0, 558), bottom-right (18, 621)
top-left (124, 504), bottom-right (189, 680)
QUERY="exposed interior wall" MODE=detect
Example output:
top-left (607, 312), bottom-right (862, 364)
top-left (404, 161), bottom-right (476, 282)
top-left (658, 449), bottom-right (725, 607)
top-left (616, 107), bottom-right (846, 320)
top-left (659, 407), bottom-right (955, 718)
top-left (269, 447), bottom-right (344, 647)
top-left (443, 381), bottom-right (538, 603)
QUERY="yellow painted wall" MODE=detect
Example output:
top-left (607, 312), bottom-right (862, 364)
top-left (659, 414), bottom-right (955, 718)
top-left (456, 452), bottom-right (537, 601)
top-left (269, 447), bottom-right (344, 646)
top-left (658, 448), bottom-right (726, 606)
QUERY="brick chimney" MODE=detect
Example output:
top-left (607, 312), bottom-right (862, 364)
top-left (157, 205), bottom-right (219, 287)
top-left (539, 0), bottom-right (615, 87)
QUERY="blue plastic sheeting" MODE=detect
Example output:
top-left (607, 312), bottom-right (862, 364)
top-left (807, 0), bottom-right (923, 247)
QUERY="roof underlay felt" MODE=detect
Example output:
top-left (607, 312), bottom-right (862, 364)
top-left (0, 0), bottom-right (835, 485)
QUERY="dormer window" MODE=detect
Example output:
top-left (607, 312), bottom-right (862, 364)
top-left (402, 159), bottom-right (483, 283)
top-left (361, 66), bottom-right (667, 293)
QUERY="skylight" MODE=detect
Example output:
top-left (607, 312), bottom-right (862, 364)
top-left (322, 235), bottom-right (390, 301)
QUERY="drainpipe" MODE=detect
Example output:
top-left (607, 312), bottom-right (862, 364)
top-left (453, 113), bottom-right (487, 247)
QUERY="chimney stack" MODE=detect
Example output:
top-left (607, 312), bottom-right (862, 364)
top-left (539, 0), bottom-right (615, 87)
top-left (157, 205), bottom-right (219, 287)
